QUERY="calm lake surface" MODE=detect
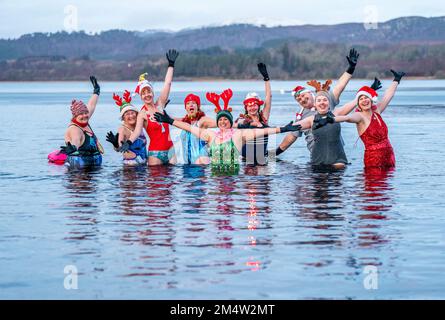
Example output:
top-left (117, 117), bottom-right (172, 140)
top-left (1, 80), bottom-right (445, 299)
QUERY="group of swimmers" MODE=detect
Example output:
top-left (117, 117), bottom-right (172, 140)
top-left (52, 48), bottom-right (405, 173)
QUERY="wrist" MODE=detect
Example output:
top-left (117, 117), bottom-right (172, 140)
top-left (346, 65), bottom-right (355, 75)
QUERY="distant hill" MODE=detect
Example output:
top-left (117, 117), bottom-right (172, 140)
top-left (1, 16), bottom-right (444, 61)
top-left (1, 16), bottom-right (445, 81)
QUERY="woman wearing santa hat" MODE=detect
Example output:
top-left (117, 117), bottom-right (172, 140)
top-left (60, 76), bottom-right (104, 168)
top-left (177, 93), bottom-right (216, 164)
top-left (153, 89), bottom-right (301, 173)
top-left (105, 90), bottom-right (147, 165)
top-left (235, 63), bottom-right (272, 166)
top-left (325, 70), bottom-right (405, 169)
top-left (274, 48), bottom-right (360, 157)
top-left (122, 49), bottom-right (179, 166)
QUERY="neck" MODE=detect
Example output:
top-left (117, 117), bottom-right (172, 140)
top-left (71, 118), bottom-right (88, 128)
top-left (124, 122), bottom-right (136, 130)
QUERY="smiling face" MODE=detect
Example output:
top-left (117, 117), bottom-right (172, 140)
top-left (217, 116), bottom-right (232, 130)
top-left (122, 110), bottom-right (138, 126)
top-left (74, 112), bottom-right (89, 124)
top-left (245, 101), bottom-right (260, 116)
top-left (185, 101), bottom-right (199, 118)
top-left (140, 86), bottom-right (154, 105)
top-left (296, 92), bottom-right (314, 109)
top-left (358, 95), bottom-right (373, 111)
top-left (315, 95), bottom-right (330, 115)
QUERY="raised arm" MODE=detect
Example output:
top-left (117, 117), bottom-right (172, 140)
top-left (128, 111), bottom-right (146, 143)
top-left (377, 70), bottom-right (405, 114)
top-left (332, 48), bottom-right (359, 101)
top-left (157, 49), bottom-right (179, 107)
top-left (86, 76), bottom-right (100, 117)
top-left (257, 63), bottom-right (272, 120)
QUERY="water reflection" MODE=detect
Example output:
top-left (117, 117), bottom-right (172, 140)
top-left (63, 169), bottom-right (101, 242)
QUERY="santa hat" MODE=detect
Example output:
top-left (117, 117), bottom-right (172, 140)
top-left (292, 85), bottom-right (313, 98)
top-left (184, 93), bottom-right (201, 108)
top-left (356, 86), bottom-right (378, 104)
top-left (113, 90), bottom-right (139, 119)
top-left (243, 92), bottom-right (264, 109)
top-left (206, 89), bottom-right (234, 127)
top-left (134, 72), bottom-right (154, 96)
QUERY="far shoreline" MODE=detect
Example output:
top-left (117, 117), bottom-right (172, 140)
top-left (0, 76), bottom-right (440, 82)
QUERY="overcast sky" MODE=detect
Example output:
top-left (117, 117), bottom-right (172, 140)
top-left (1, 0), bottom-right (444, 39)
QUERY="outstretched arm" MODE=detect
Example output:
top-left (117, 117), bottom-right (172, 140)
top-left (157, 49), bottom-right (179, 107)
top-left (154, 111), bottom-right (213, 143)
top-left (200, 116), bottom-right (217, 129)
top-left (241, 121), bottom-right (302, 142)
top-left (334, 112), bottom-right (363, 124)
top-left (87, 76), bottom-right (100, 117)
top-left (332, 48), bottom-right (359, 102)
top-left (334, 99), bottom-right (358, 116)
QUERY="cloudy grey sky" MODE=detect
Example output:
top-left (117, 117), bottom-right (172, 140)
top-left (1, 0), bottom-right (444, 39)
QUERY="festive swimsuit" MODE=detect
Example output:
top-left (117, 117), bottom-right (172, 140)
top-left (66, 124), bottom-right (102, 168)
top-left (180, 120), bottom-right (209, 164)
top-left (123, 128), bottom-right (147, 165)
top-left (310, 113), bottom-right (348, 166)
top-left (360, 112), bottom-right (395, 168)
top-left (239, 121), bottom-right (269, 166)
top-left (209, 129), bottom-right (240, 172)
top-left (144, 111), bottom-right (174, 164)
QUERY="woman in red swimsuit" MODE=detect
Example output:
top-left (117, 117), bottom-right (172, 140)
top-left (123, 49), bottom-right (179, 166)
top-left (332, 69), bottom-right (405, 169)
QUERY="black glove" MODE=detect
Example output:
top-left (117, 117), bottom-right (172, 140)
top-left (166, 49), bottom-right (179, 68)
top-left (346, 48), bottom-right (360, 75)
top-left (279, 121), bottom-right (302, 133)
top-left (90, 76), bottom-right (100, 95)
top-left (370, 77), bottom-right (382, 91)
top-left (164, 99), bottom-right (170, 108)
top-left (60, 142), bottom-right (77, 155)
top-left (154, 111), bottom-right (174, 125)
top-left (313, 112), bottom-right (335, 130)
top-left (257, 63), bottom-right (270, 81)
top-left (118, 140), bottom-right (132, 153)
top-left (390, 69), bottom-right (406, 84)
top-left (106, 131), bottom-right (119, 149)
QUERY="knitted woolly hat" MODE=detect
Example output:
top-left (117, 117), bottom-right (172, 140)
top-left (70, 100), bottom-right (89, 117)
top-left (184, 93), bottom-right (201, 108)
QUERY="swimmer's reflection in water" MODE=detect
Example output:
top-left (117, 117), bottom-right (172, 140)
top-left (62, 169), bottom-right (101, 242)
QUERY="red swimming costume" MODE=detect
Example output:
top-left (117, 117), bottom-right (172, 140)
top-left (360, 112), bottom-right (395, 168)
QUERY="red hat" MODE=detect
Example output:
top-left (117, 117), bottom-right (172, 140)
top-left (243, 92), bottom-right (264, 110)
top-left (356, 86), bottom-right (378, 103)
top-left (184, 93), bottom-right (201, 108)
top-left (292, 85), bottom-right (312, 97)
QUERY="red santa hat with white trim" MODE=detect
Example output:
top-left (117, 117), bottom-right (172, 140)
top-left (291, 85), bottom-right (313, 98)
top-left (356, 86), bottom-right (378, 103)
